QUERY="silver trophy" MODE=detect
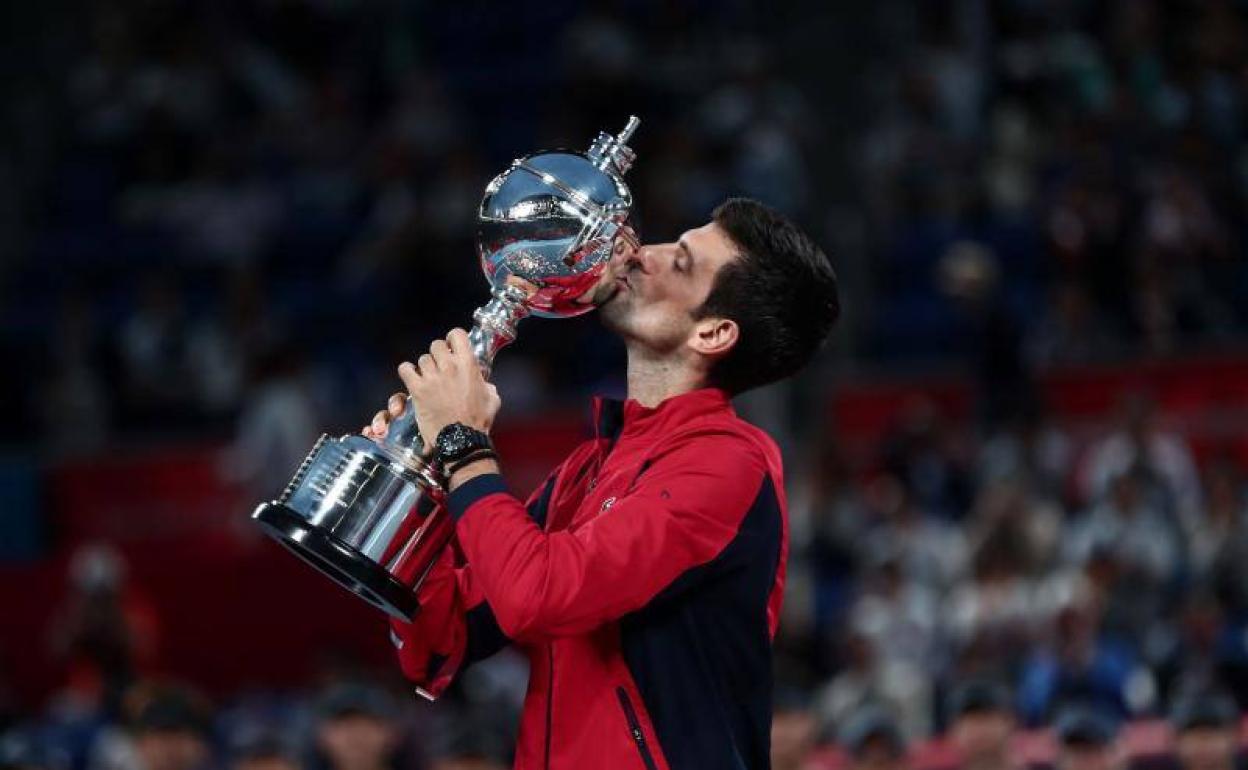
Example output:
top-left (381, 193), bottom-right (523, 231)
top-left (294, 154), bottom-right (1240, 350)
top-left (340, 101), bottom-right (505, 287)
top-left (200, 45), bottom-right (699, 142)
top-left (252, 118), bottom-right (640, 619)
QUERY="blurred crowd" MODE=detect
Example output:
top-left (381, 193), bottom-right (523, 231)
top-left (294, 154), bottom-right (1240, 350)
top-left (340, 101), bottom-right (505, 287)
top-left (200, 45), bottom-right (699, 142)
top-left (3, 0), bottom-right (1246, 450)
top-left (3, 0), bottom-right (822, 457)
top-left (4, 0), bottom-right (1248, 769)
top-left (773, 387), bottom-right (1248, 764)
top-left (854, 0), bottom-right (1248, 370)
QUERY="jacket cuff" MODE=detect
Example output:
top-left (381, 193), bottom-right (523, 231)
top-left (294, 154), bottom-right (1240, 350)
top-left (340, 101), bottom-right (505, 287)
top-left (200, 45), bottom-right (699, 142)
top-left (447, 473), bottom-right (508, 521)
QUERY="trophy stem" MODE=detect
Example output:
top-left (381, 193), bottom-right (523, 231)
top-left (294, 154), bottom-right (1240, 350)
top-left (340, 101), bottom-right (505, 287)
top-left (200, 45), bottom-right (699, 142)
top-left (468, 283), bottom-right (531, 378)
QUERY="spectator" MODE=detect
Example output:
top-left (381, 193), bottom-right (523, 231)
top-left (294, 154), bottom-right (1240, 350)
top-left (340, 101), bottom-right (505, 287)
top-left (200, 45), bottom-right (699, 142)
top-left (1065, 468), bottom-right (1184, 602)
top-left (223, 343), bottom-right (321, 499)
top-left (790, 444), bottom-right (866, 640)
top-left (48, 545), bottom-right (160, 721)
top-left (880, 401), bottom-right (974, 524)
top-left (849, 551), bottom-right (941, 682)
top-left (227, 730), bottom-right (300, 770)
top-left (1170, 691), bottom-right (1239, 770)
top-left (314, 684), bottom-right (400, 770)
top-left (115, 274), bottom-right (199, 431)
top-left (426, 720), bottom-right (509, 770)
top-left (1079, 395), bottom-right (1202, 528)
top-left (1017, 594), bottom-right (1151, 724)
top-left (937, 241), bottom-right (1034, 428)
top-left (946, 680), bottom-right (1017, 770)
top-left (861, 473), bottom-right (968, 592)
top-left (817, 623), bottom-right (932, 742)
top-left (39, 289), bottom-right (111, 454)
top-left (1053, 706), bottom-right (1120, 770)
top-left (839, 707), bottom-right (909, 770)
top-left (771, 688), bottom-right (821, 770)
top-left (1026, 281), bottom-right (1120, 367)
top-left (976, 410), bottom-right (1073, 506)
top-left (945, 521), bottom-right (1043, 675)
top-left (1199, 462), bottom-right (1248, 607)
top-left (100, 684), bottom-right (214, 770)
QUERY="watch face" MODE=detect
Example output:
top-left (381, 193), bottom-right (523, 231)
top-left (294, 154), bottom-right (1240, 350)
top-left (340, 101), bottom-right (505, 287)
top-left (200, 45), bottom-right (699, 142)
top-left (436, 424), bottom-right (487, 462)
top-left (442, 426), bottom-right (470, 454)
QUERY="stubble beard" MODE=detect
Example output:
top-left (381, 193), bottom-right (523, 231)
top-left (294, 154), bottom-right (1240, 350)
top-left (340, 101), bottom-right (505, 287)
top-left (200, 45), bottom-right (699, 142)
top-left (598, 289), bottom-right (631, 335)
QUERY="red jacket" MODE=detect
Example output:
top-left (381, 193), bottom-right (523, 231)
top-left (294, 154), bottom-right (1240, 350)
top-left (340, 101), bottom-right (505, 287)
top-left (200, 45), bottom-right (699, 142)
top-left (389, 388), bottom-right (789, 770)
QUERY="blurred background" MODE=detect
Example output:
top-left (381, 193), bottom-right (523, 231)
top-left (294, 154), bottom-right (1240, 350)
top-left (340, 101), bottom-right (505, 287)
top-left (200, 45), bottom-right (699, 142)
top-left (2, 1), bottom-right (1248, 769)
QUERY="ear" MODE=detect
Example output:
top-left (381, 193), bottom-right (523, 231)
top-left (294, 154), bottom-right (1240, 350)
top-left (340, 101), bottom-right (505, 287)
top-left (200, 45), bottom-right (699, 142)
top-left (688, 316), bottom-right (738, 359)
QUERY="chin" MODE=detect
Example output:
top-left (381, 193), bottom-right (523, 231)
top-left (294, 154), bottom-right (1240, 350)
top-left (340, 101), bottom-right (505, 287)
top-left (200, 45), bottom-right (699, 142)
top-left (599, 297), bottom-right (629, 331)
top-left (604, 292), bottom-right (650, 338)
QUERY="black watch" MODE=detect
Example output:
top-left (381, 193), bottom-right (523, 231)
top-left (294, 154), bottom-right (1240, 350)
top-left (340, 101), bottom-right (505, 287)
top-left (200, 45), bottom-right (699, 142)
top-left (432, 423), bottom-right (493, 466)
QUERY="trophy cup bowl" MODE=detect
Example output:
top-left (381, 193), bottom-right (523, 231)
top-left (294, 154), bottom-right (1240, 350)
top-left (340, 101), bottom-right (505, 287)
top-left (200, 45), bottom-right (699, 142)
top-left (251, 117), bottom-right (640, 621)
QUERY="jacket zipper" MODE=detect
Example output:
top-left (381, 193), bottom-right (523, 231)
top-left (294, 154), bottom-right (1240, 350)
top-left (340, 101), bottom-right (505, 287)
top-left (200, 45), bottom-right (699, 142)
top-left (545, 644), bottom-right (554, 770)
top-left (616, 687), bottom-right (659, 770)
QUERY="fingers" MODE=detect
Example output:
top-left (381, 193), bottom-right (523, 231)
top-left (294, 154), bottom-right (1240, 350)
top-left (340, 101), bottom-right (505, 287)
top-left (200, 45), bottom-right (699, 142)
top-left (365, 394), bottom-right (409, 439)
top-left (397, 329), bottom-right (479, 397)
top-left (370, 409), bottom-right (389, 437)
top-left (430, 338), bottom-right (454, 371)
top-left (447, 328), bottom-right (474, 366)
top-left (398, 361), bottom-right (420, 391)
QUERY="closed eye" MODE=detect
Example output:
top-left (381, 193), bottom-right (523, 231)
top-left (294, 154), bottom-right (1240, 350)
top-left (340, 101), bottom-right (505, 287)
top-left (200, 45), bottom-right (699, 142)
top-left (676, 240), bottom-right (694, 274)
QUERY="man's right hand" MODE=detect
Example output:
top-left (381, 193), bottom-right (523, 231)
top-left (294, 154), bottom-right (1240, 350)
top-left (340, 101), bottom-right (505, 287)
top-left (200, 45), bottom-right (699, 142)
top-left (361, 392), bottom-right (408, 440)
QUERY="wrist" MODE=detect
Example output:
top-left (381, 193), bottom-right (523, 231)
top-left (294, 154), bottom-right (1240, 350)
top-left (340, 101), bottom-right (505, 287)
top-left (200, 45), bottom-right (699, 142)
top-left (447, 456), bottom-right (500, 492)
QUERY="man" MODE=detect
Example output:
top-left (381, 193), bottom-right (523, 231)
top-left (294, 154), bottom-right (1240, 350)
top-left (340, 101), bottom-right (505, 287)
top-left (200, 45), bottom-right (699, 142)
top-left (946, 680), bottom-right (1017, 770)
top-left (125, 685), bottom-right (213, 770)
top-left (770, 688), bottom-right (820, 770)
top-left (227, 730), bottom-right (300, 770)
top-left (1170, 691), bottom-right (1240, 770)
top-left (1053, 705), bottom-right (1119, 770)
top-left (314, 683), bottom-right (401, 770)
top-left (372, 198), bottom-right (840, 769)
top-left (840, 707), bottom-right (908, 770)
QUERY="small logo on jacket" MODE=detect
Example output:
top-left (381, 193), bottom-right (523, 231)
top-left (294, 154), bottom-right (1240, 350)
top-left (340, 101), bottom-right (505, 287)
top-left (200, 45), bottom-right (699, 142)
top-left (600, 496), bottom-right (617, 513)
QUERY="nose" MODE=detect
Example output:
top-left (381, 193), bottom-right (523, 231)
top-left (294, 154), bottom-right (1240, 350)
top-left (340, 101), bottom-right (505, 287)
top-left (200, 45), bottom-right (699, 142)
top-left (611, 227), bottom-right (648, 272)
top-left (626, 245), bottom-right (654, 275)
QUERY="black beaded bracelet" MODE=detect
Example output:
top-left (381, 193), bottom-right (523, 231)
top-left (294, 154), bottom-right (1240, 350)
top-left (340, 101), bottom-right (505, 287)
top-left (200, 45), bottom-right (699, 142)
top-left (446, 449), bottom-right (498, 477)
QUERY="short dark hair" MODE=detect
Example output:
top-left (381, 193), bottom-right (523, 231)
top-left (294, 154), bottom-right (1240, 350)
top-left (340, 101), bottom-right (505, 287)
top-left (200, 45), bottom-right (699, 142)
top-left (695, 198), bottom-right (840, 395)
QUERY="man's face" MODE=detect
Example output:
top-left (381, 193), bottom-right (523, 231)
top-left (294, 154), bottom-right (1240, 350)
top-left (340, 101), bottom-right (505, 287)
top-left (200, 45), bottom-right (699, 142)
top-left (950, 712), bottom-right (1013, 766)
top-left (769, 708), bottom-right (817, 769)
top-left (316, 714), bottom-right (396, 770)
top-left (594, 220), bottom-right (741, 356)
top-left (134, 730), bottom-right (209, 770)
top-left (1058, 744), bottom-right (1117, 770)
top-left (852, 738), bottom-right (909, 770)
top-left (1175, 727), bottom-right (1237, 770)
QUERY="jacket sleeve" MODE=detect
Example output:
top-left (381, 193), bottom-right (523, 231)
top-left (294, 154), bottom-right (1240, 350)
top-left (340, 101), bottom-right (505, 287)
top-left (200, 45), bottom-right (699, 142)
top-left (387, 543), bottom-right (472, 699)
top-left (388, 471), bottom-right (561, 698)
top-left (447, 428), bottom-right (769, 639)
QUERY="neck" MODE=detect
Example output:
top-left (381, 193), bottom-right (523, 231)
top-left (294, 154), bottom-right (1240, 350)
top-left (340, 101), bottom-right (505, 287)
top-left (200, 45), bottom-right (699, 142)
top-left (624, 346), bottom-right (705, 408)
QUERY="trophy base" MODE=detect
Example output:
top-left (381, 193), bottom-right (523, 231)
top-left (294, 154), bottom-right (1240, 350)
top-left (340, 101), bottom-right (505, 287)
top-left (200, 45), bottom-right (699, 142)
top-left (253, 501), bottom-right (420, 620)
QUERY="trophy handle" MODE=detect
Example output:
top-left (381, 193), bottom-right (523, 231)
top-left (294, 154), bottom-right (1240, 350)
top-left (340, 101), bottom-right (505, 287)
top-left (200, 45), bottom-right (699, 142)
top-left (377, 282), bottom-right (530, 464)
top-left (468, 281), bottom-right (532, 376)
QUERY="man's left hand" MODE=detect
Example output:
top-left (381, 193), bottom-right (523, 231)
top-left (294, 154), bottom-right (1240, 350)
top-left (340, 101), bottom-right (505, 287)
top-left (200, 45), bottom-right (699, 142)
top-left (398, 328), bottom-right (501, 452)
